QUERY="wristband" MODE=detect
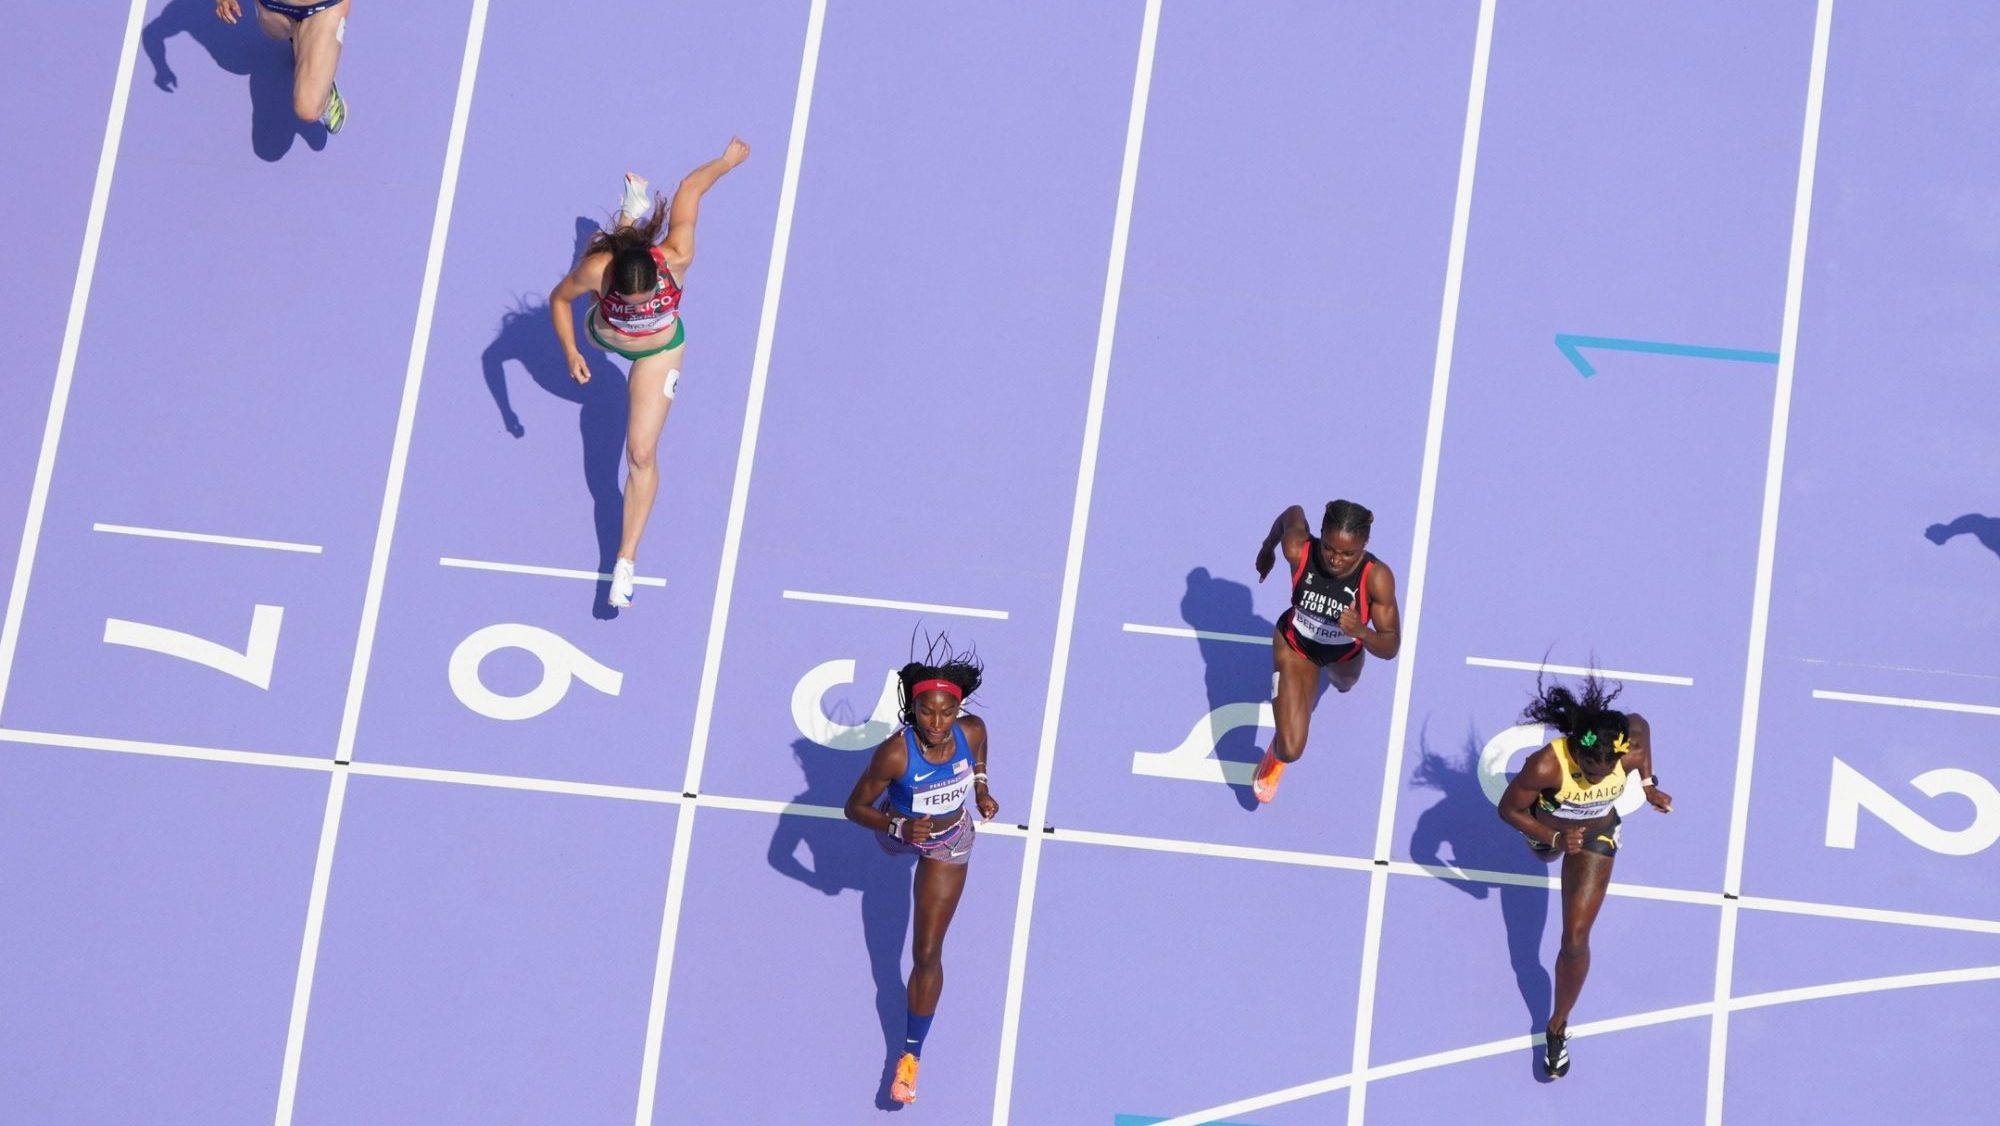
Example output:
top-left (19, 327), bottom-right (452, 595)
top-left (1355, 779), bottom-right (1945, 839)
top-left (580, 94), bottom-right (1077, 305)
top-left (888, 815), bottom-right (906, 841)
top-left (974, 772), bottom-right (989, 785)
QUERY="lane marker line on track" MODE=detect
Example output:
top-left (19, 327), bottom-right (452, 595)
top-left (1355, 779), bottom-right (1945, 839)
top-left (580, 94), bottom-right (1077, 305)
top-left (439, 556), bottom-right (666, 586)
top-left (93, 523), bottom-right (324, 553)
top-left (780, 589), bottom-right (1008, 619)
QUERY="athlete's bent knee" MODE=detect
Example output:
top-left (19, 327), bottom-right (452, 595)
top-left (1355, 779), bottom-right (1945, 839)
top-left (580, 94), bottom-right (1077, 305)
top-left (626, 445), bottom-right (657, 475)
top-left (911, 938), bottom-right (943, 972)
top-left (1557, 937), bottom-right (1590, 963)
top-left (293, 93), bottom-right (325, 124)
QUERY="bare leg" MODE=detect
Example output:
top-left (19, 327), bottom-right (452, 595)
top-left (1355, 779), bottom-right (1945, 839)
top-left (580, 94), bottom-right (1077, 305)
top-left (1270, 633), bottom-right (1323, 764)
top-left (1549, 848), bottom-right (1613, 1034)
top-left (289, 2), bottom-right (349, 123)
top-left (616, 343), bottom-right (683, 563)
top-left (1328, 647), bottom-right (1366, 694)
top-left (907, 856), bottom-right (969, 1017)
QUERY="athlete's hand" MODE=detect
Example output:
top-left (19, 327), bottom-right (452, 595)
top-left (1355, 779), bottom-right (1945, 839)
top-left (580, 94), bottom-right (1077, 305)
top-left (904, 814), bottom-right (934, 844)
top-left (567, 350), bottom-right (590, 384)
top-left (722, 136), bottom-right (751, 168)
top-left (216, 0), bottom-right (242, 23)
top-left (1645, 785), bottom-right (1674, 813)
top-left (976, 791), bottom-right (999, 822)
top-left (1561, 826), bottom-right (1585, 855)
top-left (1338, 602), bottom-right (1367, 638)
top-left (1255, 545), bottom-right (1276, 583)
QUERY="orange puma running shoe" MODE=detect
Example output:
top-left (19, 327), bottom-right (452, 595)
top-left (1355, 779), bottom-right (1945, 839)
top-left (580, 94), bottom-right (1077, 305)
top-left (1252, 750), bottom-right (1286, 803)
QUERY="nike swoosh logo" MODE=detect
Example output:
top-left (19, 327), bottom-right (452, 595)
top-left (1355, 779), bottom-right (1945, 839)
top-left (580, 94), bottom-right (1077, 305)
top-left (914, 769), bottom-right (939, 781)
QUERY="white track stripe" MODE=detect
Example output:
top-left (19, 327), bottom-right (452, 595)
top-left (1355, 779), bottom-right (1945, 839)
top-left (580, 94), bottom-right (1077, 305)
top-left (439, 556), bottom-right (667, 586)
top-left (330, 4), bottom-right (492, 767)
top-left (1150, 962), bottom-right (2000, 1126)
top-left (0, 0), bottom-right (150, 721)
top-left (1348, 6), bottom-right (1495, 1122)
top-left (1465, 656), bottom-right (1694, 687)
top-left (1810, 688), bottom-right (2000, 718)
top-left (346, 761), bottom-right (682, 804)
top-left (9, 721), bottom-right (2000, 938)
top-left (1121, 622), bottom-right (1268, 646)
top-left (0, 727), bottom-right (331, 772)
top-left (92, 523), bottom-right (325, 554)
top-left (1709, 4), bottom-right (1833, 1123)
top-left (633, 6), bottom-right (826, 1123)
top-left (274, 9), bottom-right (492, 1122)
top-left (990, 7), bottom-right (1160, 1123)
top-left (272, 770), bottom-right (350, 1126)
top-left (779, 589), bottom-right (1008, 619)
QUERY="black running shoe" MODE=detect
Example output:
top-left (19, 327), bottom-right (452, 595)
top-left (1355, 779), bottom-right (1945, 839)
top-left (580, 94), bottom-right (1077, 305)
top-left (1544, 1026), bottom-right (1570, 1078)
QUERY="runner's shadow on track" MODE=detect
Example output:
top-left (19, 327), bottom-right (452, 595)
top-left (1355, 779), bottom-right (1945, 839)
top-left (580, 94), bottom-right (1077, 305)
top-left (141, 0), bottom-right (329, 161)
top-left (1407, 723), bottom-right (1557, 1083)
top-left (480, 220), bottom-right (631, 619)
top-left (1178, 567), bottom-right (1300, 812)
top-left (767, 739), bottom-right (918, 1112)
top-left (1925, 514), bottom-right (2000, 562)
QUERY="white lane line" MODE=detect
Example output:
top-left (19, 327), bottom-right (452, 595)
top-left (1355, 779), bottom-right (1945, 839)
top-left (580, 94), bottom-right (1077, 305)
top-left (1710, 4), bottom-right (1833, 1123)
top-left (346, 761), bottom-right (683, 804)
top-left (635, 6), bottom-right (827, 1124)
top-left (273, 771), bottom-right (348, 1126)
top-left (1148, 962), bottom-right (2000, 1126)
top-left (439, 556), bottom-right (666, 587)
top-left (1735, 893), bottom-right (2000, 936)
top-left (1796, 656), bottom-right (2000, 683)
top-left (11, 722), bottom-right (2000, 941)
top-left (991, 6), bottom-right (1161, 1123)
top-left (780, 589), bottom-right (1008, 620)
top-left (1810, 688), bottom-right (2000, 718)
top-left (1465, 656), bottom-right (1695, 687)
top-left (0, 0), bottom-right (151, 722)
top-left (0, 727), bottom-right (332, 773)
top-left (1348, 5), bottom-right (1496, 1123)
top-left (92, 523), bottom-right (325, 554)
top-left (274, 8), bottom-right (493, 1123)
top-left (1121, 622), bottom-right (1267, 646)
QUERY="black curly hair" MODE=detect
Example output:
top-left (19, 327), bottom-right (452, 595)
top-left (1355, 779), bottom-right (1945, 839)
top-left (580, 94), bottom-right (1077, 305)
top-left (896, 632), bottom-right (984, 724)
top-left (1521, 670), bottom-right (1628, 763)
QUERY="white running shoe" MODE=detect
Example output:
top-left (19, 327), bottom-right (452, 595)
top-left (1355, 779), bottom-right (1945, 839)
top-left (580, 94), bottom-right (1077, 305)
top-left (609, 558), bottom-right (637, 608)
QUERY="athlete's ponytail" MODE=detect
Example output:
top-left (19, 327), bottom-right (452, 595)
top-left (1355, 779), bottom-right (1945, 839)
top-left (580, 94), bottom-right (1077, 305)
top-left (1522, 670), bottom-right (1628, 758)
top-left (1322, 499), bottom-right (1373, 539)
top-left (584, 195), bottom-right (670, 289)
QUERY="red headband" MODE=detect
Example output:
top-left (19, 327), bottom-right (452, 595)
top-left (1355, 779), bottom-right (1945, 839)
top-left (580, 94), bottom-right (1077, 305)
top-left (910, 678), bottom-right (963, 702)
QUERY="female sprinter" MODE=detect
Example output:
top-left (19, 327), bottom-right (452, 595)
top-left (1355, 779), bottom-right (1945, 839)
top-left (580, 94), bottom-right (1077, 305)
top-left (843, 646), bottom-right (998, 1105)
top-left (214, 0), bottom-right (350, 131)
top-left (549, 137), bottom-right (750, 607)
top-left (1497, 673), bottom-right (1672, 1078)
top-left (1250, 500), bottom-right (1402, 802)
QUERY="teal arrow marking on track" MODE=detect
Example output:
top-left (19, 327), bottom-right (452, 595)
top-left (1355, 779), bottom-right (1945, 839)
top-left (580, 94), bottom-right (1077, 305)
top-left (1554, 333), bottom-right (1780, 378)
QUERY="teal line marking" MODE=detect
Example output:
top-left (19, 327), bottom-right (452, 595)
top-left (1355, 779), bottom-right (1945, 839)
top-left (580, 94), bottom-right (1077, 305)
top-left (1554, 333), bottom-right (1780, 378)
top-left (1116, 1116), bottom-right (1271, 1126)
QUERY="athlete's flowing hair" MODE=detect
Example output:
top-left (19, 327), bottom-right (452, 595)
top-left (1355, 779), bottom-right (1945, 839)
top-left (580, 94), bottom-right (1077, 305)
top-left (584, 195), bottom-right (670, 295)
top-left (1322, 499), bottom-right (1373, 539)
top-left (1522, 670), bottom-right (1628, 762)
top-left (897, 632), bottom-right (984, 724)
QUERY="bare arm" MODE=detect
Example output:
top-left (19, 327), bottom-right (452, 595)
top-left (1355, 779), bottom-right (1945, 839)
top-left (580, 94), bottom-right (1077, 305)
top-left (1344, 562), bottom-right (1402, 660)
top-left (962, 714), bottom-right (999, 821)
top-left (1624, 713), bottom-right (1672, 812)
top-left (549, 253), bottom-right (609, 380)
top-left (1256, 505), bottom-right (1311, 583)
top-left (661, 137), bottom-right (751, 268)
top-left (1498, 747), bottom-right (1563, 845)
top-left (845, 733), bottom-right (908, 836)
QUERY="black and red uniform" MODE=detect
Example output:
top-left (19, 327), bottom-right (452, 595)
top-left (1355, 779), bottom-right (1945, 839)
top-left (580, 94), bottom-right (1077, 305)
top-left (1279, 540), bottom-right (1375, 666)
